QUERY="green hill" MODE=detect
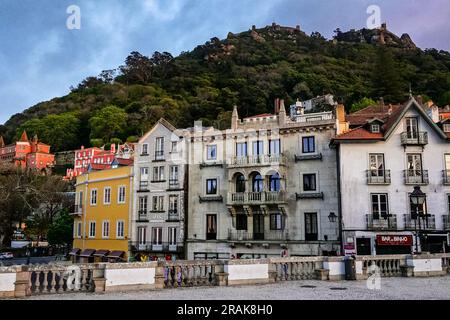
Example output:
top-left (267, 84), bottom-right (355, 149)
top-left (1, 23), bottom-right (450, 152)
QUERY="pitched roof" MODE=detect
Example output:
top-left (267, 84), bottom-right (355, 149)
top-left (345, 104), bottom-right (402, 126)
top-left (20, 131), bottom-right (29, 142)
top-left (333, 127), bottom-right (383, 141)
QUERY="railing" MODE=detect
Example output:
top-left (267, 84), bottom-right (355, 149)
top-left (168, 180), bottom-right (180, 190)
top-left (130, 242), bottom-right (184, 253)
top-left (292, 111), bottom-right (334, 123)
top-left (269, 257), bottom-right (323, 281)
top-left (228, 229), bottom-right (289, 241)
top-left (400, 132), bottom-right (428, 145)
top-left (154, 151), bottom-right (165, 161)
top-left (403, 170), bottom-right (429, 185)
top-left (359, 255), bottom-right (408, 277)
top-left (167, 210), bottom-right (180, 221)
top-left (228, 154), bottom-right (286, 167)
top-left (28, 264), bottom-right (95, 295)
top-left (443, 170), bottom-right (450, 185)
top-left (366, 214), bottom-right (397, 230)
top-left (441, 253), bottom-right (450, 274)
top-left (138, 181), bottom-right (149, 191)
top-left (69, 205), bottom-right (83, 216)
top-left (403, 214), bottom-right (436, 230)
top-left (367, 170), bottom-right (391, 185)
top-left (443, 215), bottom-right (450, 231)
top-left (228, 191), bottom-right (286, 205)
top-left (162, 260), bottom-right (220, 288)
top-left (137, 210), bottom-right (148, 222)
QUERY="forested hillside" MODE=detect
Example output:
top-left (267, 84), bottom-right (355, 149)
top-left (1, 23), bottom-right (450, 152)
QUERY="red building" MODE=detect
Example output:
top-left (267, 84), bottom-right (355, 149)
top-left (0, 131), bottom-right (55, 172)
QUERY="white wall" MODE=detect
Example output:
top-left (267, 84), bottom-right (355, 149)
top-left (105, 267), bottom-right (155, 287)
top-left (225, 263), bottom-right (269, 281)
top-left (0, 273), bottom-right (16, 292)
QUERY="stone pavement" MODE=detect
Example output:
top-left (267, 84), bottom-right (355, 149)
top-left (23, 276), bottom-right (450, 300)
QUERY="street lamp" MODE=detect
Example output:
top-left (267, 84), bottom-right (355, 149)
top-left (328, 212), bottom-right (337, 223)
top-left (410, 186), bottom-right (426, 254)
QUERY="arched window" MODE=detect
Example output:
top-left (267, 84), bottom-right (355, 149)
top-left (269, 173), bottom-right (281, 192)
top-left (252, 174), bottom-right (264, 192)
top-left (235, 174), bottom-right (246, 193)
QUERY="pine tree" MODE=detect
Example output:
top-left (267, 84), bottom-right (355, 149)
top-left (372, 47), bottom-right (405, 103)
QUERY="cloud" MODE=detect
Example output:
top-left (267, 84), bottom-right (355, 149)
top-left (142, 0), bottom-right (184, 22)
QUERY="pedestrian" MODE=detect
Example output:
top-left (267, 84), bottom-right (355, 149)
top-left (281, 249), bottom-right (289, 280)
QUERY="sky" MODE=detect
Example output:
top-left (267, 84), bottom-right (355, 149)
top-left (0, 0), bottom-right (449, 124)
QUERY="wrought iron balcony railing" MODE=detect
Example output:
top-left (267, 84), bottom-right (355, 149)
top-left (168, 179), bottom-right (181, 190)
top-left (443, 215), bottom-right (450, 231)
top-left (366, 214), bottom-right (397, 230)
top-left (443, 170), bottom-right (450, 185)
top-left (403, 214), bottom-right (436, 230)
top-left (367, 170), bottom-right (391, 185)
top-left (403, 170), bottom-right (429, 185)
top-left (137, 210), bottom-right (148, 222)
top-left (138, 181), bottom-right (149, 192)
top-left (167, 210), bottom-right (180, 222)
top-left (400, 132), bottom-right (428, 145)
top-left (154, 150), bottom-right (165, 161)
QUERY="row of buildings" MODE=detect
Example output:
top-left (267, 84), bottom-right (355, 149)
top-left (70, 96), bottom-right (450, 262)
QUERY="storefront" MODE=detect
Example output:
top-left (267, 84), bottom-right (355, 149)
top-left (420, 233), bottom-right (450, 253)
top-left (375, 235), bottom-right (413, 255)
top-left (344, 231), bottom-right (414, 256)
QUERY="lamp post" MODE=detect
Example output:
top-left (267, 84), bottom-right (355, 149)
top-left (409, 186), bottom-right (426, 254)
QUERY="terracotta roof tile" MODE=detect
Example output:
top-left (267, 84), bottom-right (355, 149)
top-left (335, 127), bottom-right (383, 140)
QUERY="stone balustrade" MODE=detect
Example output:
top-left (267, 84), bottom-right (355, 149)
top-left (1, 254), bottom-right (450, 298)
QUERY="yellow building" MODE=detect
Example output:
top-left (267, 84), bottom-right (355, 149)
top-left (72, 166), bottom-right (133, 262)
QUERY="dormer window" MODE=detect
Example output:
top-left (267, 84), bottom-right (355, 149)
top-left (371, 124), bottom-right (380, 133)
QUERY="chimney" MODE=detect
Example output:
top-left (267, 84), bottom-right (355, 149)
top-left (274, 98), bottom-right (280, 114)
top-left (278, 100), bottom-right (286, 125)
top-left (336, 104), bottom-right (346, 123)
top-left (231, 105), bottom-right (239, 130)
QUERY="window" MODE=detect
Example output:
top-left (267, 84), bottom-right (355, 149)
top-left (78, 191), bottom-right (83, 208)
top-left (138, 227), bottom-right (146, 245)
top-left (141, 144), bottom-right (149, 155)
top-left (77, 222), bottom-right (82, 238)
top-left (140, 167), bottom-right (149, 180)
top-left (152, 196), bottom-right (164, 211)
top-left (445, 154), bottom-right (450, 173)
top-left (235, 174), bottom-right (246, 193)
top-left (117, 221), bottom-right (125, 239)
top-left (270, 214), bottom-right (284, 230)
top-left (169, 195), bottom-right (178, 213)
top-left (169, 228), bottom-right (177, 245)
top-left (371, 124), bottom-right (380, 133)
top-left (206, 214), bottom-right (217, 240)
top-left (104, 187), bottom-right (111, 205)
top-left (236, 142), bottom-right (247, 157)
top-left (269, 139), bottom-right (281, 155)
top-left (406, 154), bottom-right (423, 177)
top-left (304, 213), bottom-right (318, 241)
top-left (252, 141), bottom-right (264, 156)
top-left (406, 117), bottom-right (418, 139)
top-left (269, 173), bottom-right (281, 192)
top-left (206, 179), bottom-right (218, 195)
top-left (139, 196), bottom-right (148, 214)
top-left (303, 174), bottom-right (317, 191)
top-left (171, 141), bottom-right (178, 152)
top-left (444, 124), bottom-right (450, 133)
top-left (371, 194), bottom-right (389, 219)
top-left (155, 137), bottom-right (164, 159)
top-left (369, 154), bottom-right (385, 176)
top-left (89, 221), bottom-right (96, 238)
top-left (118, 186), bottom-right (126, 204)
top-left (152, 227), bottom-right (163, 245)
top-left (90, 189), bottom-right (98, 206)
top-left (252, 174), bottom-right (264, 192)
top-left (302, 137), bottom-right (315, 154)
top-left (102, 221), bottom-right (110, 238)
top-left (448, 194), bottom-right (450, 214)
top-left (207, 145), bottom-right (217, 160)
top-left (153, 166), bottom-right (165, 181)
top-left (236, 214), bottom-right (248, 231)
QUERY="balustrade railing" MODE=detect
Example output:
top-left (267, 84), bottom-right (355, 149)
top-left (161, 260), bottom-right (220, 289)
top-left (228, 154), bottom-right (286, 167)
top-left (269, 257), bottom-right (323, 281)
top-left (228, 191), bottom-right (286, 205)
top-left (359, 255), bottom-right (408, 277)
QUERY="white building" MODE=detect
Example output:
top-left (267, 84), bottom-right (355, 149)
top-left (186, 101), bottom-right (344, 259)
top-left (131, 119), bottom-right (189, 260)
top-left (332, 97), bottom-right (450, 256)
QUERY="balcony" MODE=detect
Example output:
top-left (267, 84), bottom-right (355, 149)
top-left (400, 132), bottom-right (428, 146)
top-left (154, 151), bottom-right (165, 162)
top-left (137, 211), bottom-right (148, 222)
top-left (228, 229), bottom-right (289, 242)
top-left (138, 181), bottom-right (149, 192)
top-left (167, 210), bottom-right (180, 222)
top-left (69, 205), bottom-right (83, 216)
top-left (295, 153), bottom-right (323, 162)
top-left (168, 180), bottom-right (181, 190)
top-left (367, 170), bottom-right (391, 185)
top-left (403, 170), bottom-right (429, 185)
top-left (403, 214), bottom-right (436, 230)
top-left (366, 214), bottom-right (397, 230)
top-left (199, 195), bottom-right (224, 203)
top-left (443, 215), bottom-right (450, 231)
top-left (130, 242), bottom-right (184, 253)
top-left (228, 154), bottom-right (286, 168)
top-left (443, 171), bottom-right (450, 185)
top-left (296, 192), bottom-right (324, 200)
top-left (227, 191), bottom-right (287, 205)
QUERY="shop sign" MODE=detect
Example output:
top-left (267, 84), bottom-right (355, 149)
top-left (377, 235), bottom-right (412, 246)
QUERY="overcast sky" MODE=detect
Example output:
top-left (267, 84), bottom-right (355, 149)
top-left (0, 0), bottom-right (449, 124)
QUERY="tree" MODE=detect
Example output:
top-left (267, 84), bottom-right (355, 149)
top-left (372, 48), bottom-right (405, 103)
top-left (89, 105), bottom-right (128, 142)
top-left (439, 90), bottom-right (450, 106)
top-left (47, 210), bottom-right (73, 248)
top-left (350, 97), bottom-right (377, 113)
top-left (119, 51), bottom-right (153, 84)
